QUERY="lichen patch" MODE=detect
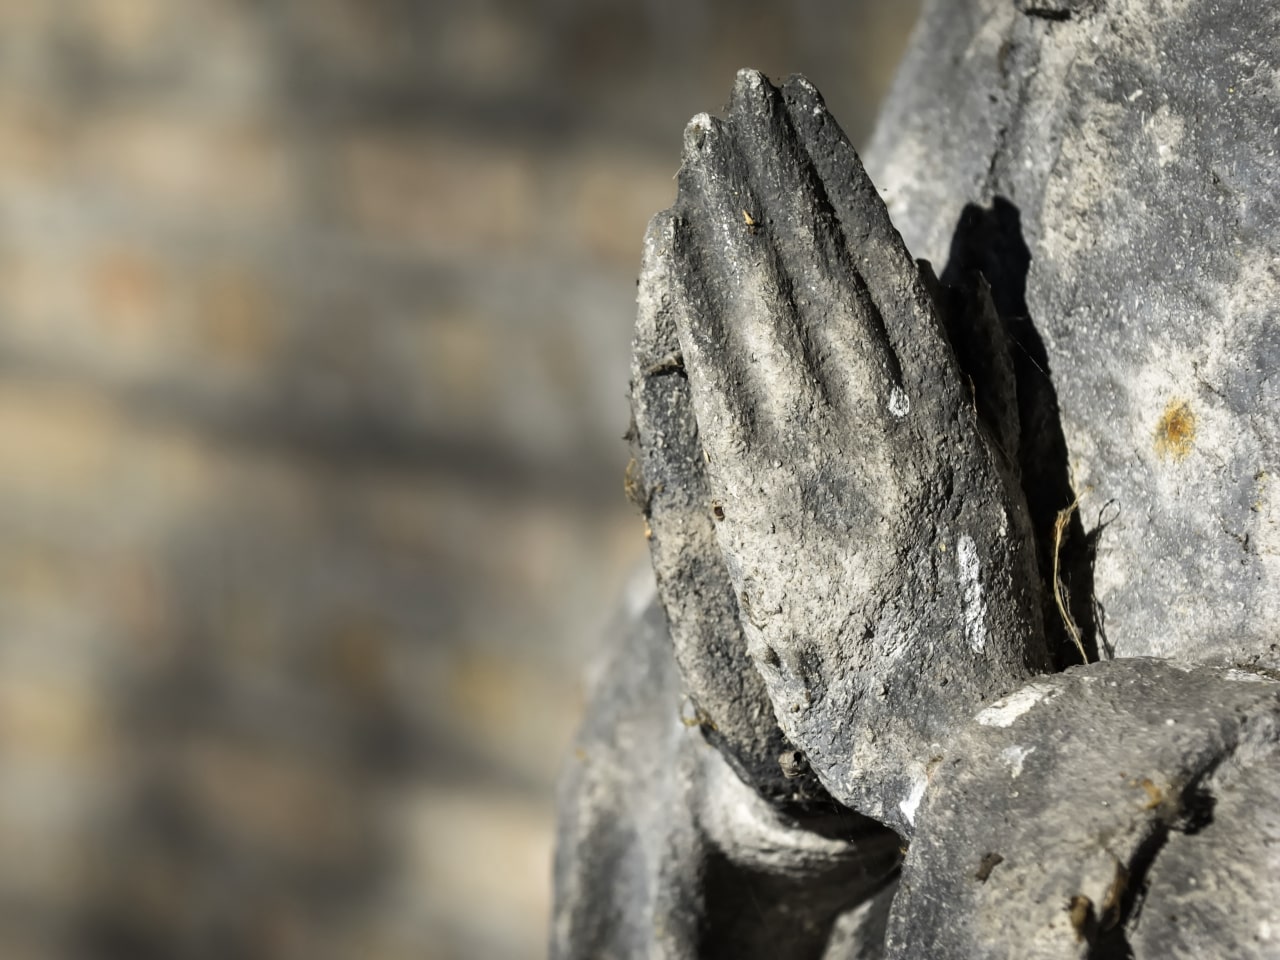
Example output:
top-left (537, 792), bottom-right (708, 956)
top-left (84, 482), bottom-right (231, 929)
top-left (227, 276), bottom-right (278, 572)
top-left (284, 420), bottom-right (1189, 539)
top-left (1153, 398), bottom-right (1195, 460)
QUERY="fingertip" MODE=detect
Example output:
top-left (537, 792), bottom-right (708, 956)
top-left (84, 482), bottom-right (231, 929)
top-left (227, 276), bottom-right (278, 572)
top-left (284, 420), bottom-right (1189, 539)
top-left (683, 112), bottom-right (732, 167)
top-left (731, 67), bottom-right (782, 128)
top-left (782, 74), bottom-right (827, 121)
top-left (641, 208), bottom-right (677, 256)
top-left (733, 67), bottom-right (769, 103)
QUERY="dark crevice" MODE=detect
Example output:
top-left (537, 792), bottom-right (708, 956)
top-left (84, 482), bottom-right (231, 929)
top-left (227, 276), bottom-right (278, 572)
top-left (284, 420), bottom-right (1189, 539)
top-left (699, 828), bottom-right (901, 960)
top-left (1087, 500), bottom-right (1121, 658)
top-left (984, 126), bottom-right (1010, 187)
top-left (643, 356), bottom-right (689, 379)
top-left (1089, 765), bottom-right (1222, 958)
top-left (1173, 779), bottom-right (1218, 836)
top-left (941, 198), bottom-right (1099, 669)
top-left (1024, 7), bottom-right (1073, 20)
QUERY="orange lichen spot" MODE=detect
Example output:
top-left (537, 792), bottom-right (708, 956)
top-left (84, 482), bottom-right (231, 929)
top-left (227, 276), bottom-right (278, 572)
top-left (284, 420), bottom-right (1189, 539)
top-left (1154, 399), bottom-right (1196, 460)
top-left (1067, 895), bottom-right (1094, 943)
top-left (1100, 858), bottom-right (1129, 930)
top-left (624, 457), bottom-right (646, 508)
top-left (1136, 776), bottom-right (1165, 810)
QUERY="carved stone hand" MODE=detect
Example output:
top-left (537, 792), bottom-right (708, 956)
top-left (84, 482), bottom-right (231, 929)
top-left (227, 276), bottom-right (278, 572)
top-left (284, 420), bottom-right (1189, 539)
top-left (641, 69), bottom-right (1049, 829)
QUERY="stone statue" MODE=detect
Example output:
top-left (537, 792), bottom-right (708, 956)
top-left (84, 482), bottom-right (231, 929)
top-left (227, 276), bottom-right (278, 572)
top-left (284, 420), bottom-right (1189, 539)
top-left (553, 1), bottom-right (1280, 956)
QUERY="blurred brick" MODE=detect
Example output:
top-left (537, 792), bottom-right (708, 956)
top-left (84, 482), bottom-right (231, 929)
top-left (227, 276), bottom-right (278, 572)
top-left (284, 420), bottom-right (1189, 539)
top-left (0, 3), bottom-right (918, 958)
top-left (399, 786), bottom-right (556, 959)
top-left (566, 149), bottom-right (677, 265)
top-left (179, 738), bottom-right (369, 863)
top-left (279, 0), bottom-right (412, 75)
top-left (0, 382), bottom-right (214, 510)
top-left (0, 2), bottom-right (57, 49)
top-left (427, 8), bottom-right (548, 95)
top-left (0, 385), bottom-right (119, 502)
top-left (339, 132), bottom-right (539, 257)
top-left (77, 113), bottom-right (295, 222)
top-left (73, 0), bottom-right (170, 61)
top-left (91, 248), bottom-right (171, 340)
top-left (0, 249), bottom-right (83, 335)
top-left (423, 308), bottom-right (498, 414)
top-left (195, 266), bottom-right (282, 373)
top-left (0, 672), bottom-right (105, 760)
top-left (0, 97), bottom-right (70, 188)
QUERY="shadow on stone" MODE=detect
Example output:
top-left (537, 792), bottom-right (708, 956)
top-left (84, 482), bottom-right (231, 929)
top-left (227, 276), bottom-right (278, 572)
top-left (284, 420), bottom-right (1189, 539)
top-left (940, 197), bottom-right (1101, 668)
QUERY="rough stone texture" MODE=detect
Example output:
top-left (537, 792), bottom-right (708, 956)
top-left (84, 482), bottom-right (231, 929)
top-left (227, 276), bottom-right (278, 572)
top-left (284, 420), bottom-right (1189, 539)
top-left (553, 586), bottom-right (901, 960)
top-left (885, 658), bottom-right (1280, 958)
top-left (630, 255), bottom-right (826, 805)
top-left (635, 70), bottom-right (1050, 831)
top-left (864, 0), bottom-right (1280, 670)
top-left (556, 0), bottom-right (1280, 955)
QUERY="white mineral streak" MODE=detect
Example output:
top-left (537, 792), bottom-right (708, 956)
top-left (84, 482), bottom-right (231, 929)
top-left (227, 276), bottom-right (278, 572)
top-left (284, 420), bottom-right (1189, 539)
top-left (888, 385), bottom-right (910, 418)
top-left (957, 534), bottom-right (987, 653)
top-left (976, 682), bottom-right (1059, 728)
top-left (1224, 668), bottom-right (1276, 684)
top-left (899, 772), bottom-right (928, 826)
top-left (1000, 744), bottom-right (1035, 778)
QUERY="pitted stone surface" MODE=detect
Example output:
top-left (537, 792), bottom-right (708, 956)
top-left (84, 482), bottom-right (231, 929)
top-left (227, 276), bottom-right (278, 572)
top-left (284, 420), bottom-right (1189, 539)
top-left (556, 1), bottom-right (1280, 954)
top-left (552, 590), bottom-right (901, 960)
top-left (638, 69), bottom-right (1049, 831)
top-left (865, 0), bottom-right (1280, 669)
top-left (885, 658), bottom-right (1280, 958)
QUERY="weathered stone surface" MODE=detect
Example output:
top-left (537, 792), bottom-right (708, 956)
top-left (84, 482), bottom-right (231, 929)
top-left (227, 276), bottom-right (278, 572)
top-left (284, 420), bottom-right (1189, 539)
top-left (885, 658), bottom-right (1280, 958)
top-left (632, 232), bottom-right (826, 805)
top-left (555, 0), bottom-right (1280, 955)
top-left (638, 69), bottom-right (1050, 831)
top-left (552, 585), bottom-right (901, 960)
top-left (865, 0), bottom-right (1280, 670)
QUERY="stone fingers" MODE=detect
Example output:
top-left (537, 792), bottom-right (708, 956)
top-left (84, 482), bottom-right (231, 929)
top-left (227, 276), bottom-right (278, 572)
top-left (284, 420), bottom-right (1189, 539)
top-left (729, 68), bottom-right (908, 426)
top-left (675, 111), bottom-right (825, 460)
top-left (633, 211), bottom-right (829, 806)
top-left (674, 71), bottom-right (915, 443)
top-left (656, 72), bottom-right (1055, 833)
top-left (780, 73), bottom-right (966, 420)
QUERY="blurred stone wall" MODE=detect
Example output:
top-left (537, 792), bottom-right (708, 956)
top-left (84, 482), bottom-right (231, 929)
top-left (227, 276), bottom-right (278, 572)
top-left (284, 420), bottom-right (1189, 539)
top-left (0, 2), bottom-right (918, 958)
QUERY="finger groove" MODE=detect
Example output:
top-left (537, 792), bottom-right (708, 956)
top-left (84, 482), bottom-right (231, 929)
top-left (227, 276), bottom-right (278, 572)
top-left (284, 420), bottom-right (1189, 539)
top-left (729, 70), bottom-right (910, 423)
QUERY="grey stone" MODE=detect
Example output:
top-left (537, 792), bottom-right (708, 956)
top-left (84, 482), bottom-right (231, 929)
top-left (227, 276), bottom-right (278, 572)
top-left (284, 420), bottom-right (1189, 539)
top-left (885, 658), bottom-right (1280, 958)
top-left (864, 0), bottom-right (1280, 670)
top-left (551, 586), bottom-right (901, 960)
top-left (555, 0), bottom-right (1280, 955)
top-left (631, 221), bottom-right (828, 805)
top-left (639, 69), bottom-right (1050, 831)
